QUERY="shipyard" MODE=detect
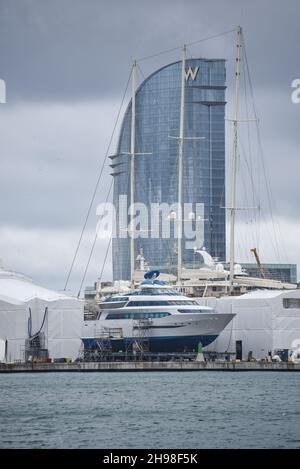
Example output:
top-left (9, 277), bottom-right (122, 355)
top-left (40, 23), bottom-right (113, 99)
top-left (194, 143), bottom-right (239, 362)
top-left (1, 26), bottom-right (300, 369)
top-left (1, 0), bottom-right (300, 453)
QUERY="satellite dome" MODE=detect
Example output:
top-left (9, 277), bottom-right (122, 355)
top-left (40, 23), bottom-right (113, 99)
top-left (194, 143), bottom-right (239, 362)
top-left (234, 264), bottom-right (242, 275)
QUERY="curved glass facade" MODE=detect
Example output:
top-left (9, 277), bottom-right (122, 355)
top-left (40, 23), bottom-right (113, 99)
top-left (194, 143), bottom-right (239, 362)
top-left (111, 58), bottom-right (226, 280)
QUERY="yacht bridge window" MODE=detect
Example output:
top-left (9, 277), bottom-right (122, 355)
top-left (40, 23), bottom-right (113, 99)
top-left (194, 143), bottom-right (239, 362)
top-left (102, 296), bottom-right (129, 302)
top-left (100, 297), bottom-right (129, 309)
top-left (126, 289), bottom-right (179, 296)
top-left (127, 300), bottom-right (198, 307)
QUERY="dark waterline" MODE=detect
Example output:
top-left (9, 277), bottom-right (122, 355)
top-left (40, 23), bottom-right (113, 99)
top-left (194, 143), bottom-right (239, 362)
top-left (0, 371), bottom-right (299, 449)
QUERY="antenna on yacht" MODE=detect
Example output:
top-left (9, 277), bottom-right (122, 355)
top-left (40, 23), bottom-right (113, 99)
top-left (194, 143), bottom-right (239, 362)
top-left (229, 26), bottom-right (242, 293)
top-left (177, 45), bottom-right (186, 284)
top-left (130, 59), bottom-right (137, 289)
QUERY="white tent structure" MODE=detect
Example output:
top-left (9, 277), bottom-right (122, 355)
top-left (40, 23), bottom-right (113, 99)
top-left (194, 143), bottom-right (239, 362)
top-left (0, 268), bottom-right (83, 362)
top-left (197, 289), bottom-right (300, 360)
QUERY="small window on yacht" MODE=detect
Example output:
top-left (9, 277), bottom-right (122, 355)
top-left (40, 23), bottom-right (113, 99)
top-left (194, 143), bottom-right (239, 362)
top-left (105, 312), bottom-right (171, 320)
top-left (178, 309), bottom-right (206, 314)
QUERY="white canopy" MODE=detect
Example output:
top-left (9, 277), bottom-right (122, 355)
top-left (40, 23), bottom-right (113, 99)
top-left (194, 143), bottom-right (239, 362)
top-left (0, 268), bottom-right (83, 362)
top-left (197, 289), bottom-right (300, 359)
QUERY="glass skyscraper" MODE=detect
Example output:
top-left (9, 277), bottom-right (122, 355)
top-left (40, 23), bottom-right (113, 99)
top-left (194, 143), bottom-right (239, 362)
top-left (111, 58), bottom-right (226, 281)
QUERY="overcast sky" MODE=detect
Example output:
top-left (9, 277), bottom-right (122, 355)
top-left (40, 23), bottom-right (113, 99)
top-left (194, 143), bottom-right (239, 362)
top-left (0, 0), bottom-right (299, 294)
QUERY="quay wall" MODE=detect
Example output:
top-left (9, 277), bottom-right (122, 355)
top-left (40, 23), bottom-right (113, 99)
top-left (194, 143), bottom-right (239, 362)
top-left (1, 361), bottom-right (300, 373)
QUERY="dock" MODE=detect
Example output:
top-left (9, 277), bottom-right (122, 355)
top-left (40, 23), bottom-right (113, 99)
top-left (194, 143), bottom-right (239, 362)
top-left (1, 361), bottom-right (300, 373)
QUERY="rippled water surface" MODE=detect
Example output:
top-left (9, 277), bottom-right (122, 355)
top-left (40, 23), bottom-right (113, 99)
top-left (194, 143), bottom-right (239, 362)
top-left (0, 371), bottom-right (300, 448)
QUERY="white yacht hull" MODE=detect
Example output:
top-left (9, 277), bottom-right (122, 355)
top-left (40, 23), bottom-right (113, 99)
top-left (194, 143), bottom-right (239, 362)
top-left (82, 312), bottom-right (234, 353)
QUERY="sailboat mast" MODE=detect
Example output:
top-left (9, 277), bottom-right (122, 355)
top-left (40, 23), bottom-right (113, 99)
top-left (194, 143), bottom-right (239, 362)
top-left (229, 26), bottom-right (242, 292)
top-left (130, 60), bottom-right (136, 287)
top-left (178, 45), bottom-right (186, 283)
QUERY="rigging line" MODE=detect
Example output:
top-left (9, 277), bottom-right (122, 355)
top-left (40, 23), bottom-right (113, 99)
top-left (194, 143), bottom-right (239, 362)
top-left (98, 232), bottom-right (113, 285)
top-left (137, 64), bottom-right (174, 130)
top-left (243, 34), bottom-right (283, 263)
top-left (186, 47), bottom-right (194, 59)
top-left (64, 69), bottom-right (131, 291)
top-left (259, 148), bottom-right (281, 262)
top-left (242, 51), bottom-right (258, 244)
top-left (136, 63), bottom-right (178, 229)
top-left (137, 64), bottom-right (182, 273)
top-left (238, 146), bottom-right (260, 252)
top-left (238, 137), bottom-right (260, 223)
top-left (137, 61), bottom-right (205, 210)
top-left (234, 217), bottom-right (243, 263)
top-left (243, 38), bottom-right (261, 249)
top-left (241, 37), bottom-right (261, 249)
top-left (137, 28), bottom-right (238, 62)
top-left (236, 146), bottom-right (256, 250)
top-left (259, 139), bottom-right (282, 262)
top-left (262, 163), bottom-right (282, 263)
top-left (259, 205), bottom-right (281, 266)
top-left (238, 138), bottom-right (259, 202)
top-left (241, 32), bottom-right (283, 263)
top-left (236, 154), bottom-right (255, 256)
top-left (77, 180), bottom-right (113, 298)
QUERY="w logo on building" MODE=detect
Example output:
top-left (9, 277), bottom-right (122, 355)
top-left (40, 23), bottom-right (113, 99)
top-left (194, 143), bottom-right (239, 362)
top-left (184, 67), bottom-right (199, 82)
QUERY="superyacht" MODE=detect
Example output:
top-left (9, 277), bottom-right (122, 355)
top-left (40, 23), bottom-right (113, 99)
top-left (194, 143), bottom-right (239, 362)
top-left (82, 271), bottom-right (235, 353)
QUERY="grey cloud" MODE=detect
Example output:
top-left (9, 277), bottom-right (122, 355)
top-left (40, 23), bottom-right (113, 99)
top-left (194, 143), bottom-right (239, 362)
top-left (0, 226), bottom-right (112, 292)
top-left (0, 101), bottom-right (116, 228)
top-left (1, 0), bottom-right (299, 102)
top-left (0, 0), bottom-right (300, 290)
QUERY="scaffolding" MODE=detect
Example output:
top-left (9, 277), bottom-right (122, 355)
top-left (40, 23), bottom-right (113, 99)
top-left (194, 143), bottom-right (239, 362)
top-left (24, 332), bottom-right (48, 362)
top-left (82, 327), bottom-right (123, 361)
top-left (126, 318), bottom-right (151, 359)
top-left (79, 321), bottom-right (153, 362)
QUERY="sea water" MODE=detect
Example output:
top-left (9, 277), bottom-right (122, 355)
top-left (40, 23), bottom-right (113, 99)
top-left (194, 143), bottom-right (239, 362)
top-left (0, 371), bottom-right (299, 448)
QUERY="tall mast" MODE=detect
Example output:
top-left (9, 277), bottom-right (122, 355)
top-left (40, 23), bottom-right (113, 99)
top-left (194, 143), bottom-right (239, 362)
top-left (229, 26), bottom-right (242, 292)
top-left (177, 45), bottom-right (186, 283)
top-left (130, 60), bottom-right (136, 287)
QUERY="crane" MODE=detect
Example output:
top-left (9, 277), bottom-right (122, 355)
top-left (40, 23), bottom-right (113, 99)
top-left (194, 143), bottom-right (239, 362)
top-left (250, 248), bottom-right (265, 279)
